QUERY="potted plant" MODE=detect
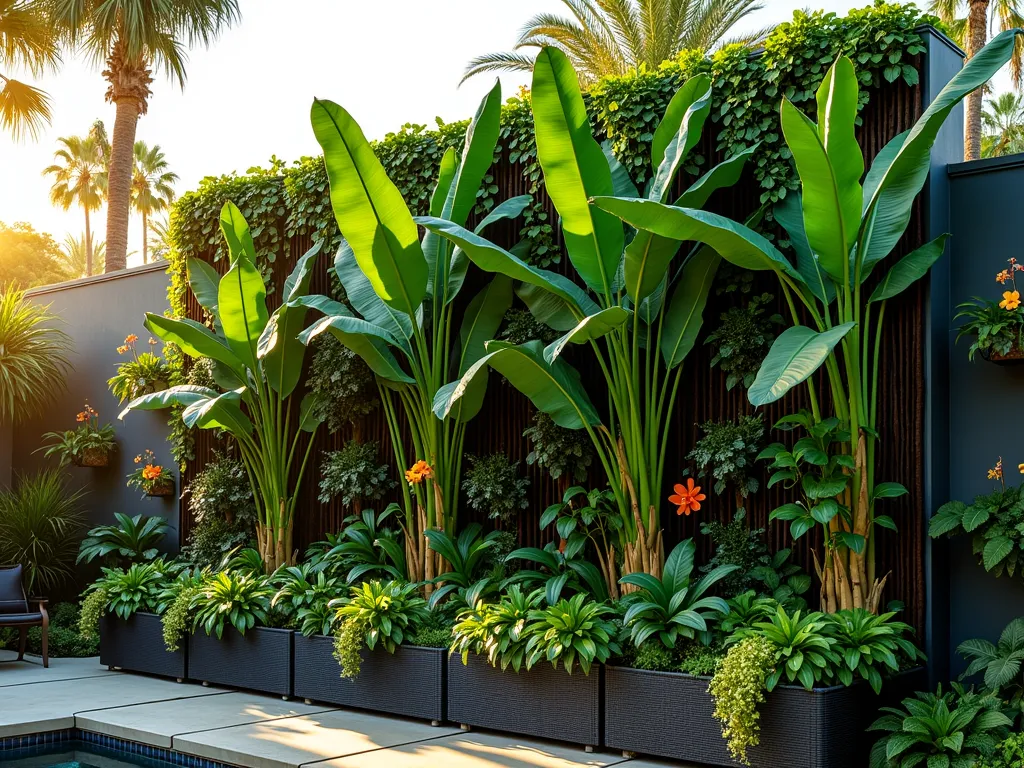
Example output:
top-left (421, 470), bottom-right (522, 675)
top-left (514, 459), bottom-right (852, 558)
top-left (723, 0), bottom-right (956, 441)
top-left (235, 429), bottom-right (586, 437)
top-left (128, 449), bottom-right (175, 497)
top-left (108, 334), bottom-right (169, 402)
top-left (40, 404), bottom-right (117, 467)
top-left (448, 588), bottom-right (618, 750)
top-left (956, 257), bottom-right (1024, 363)
top-left (186, 569), bottom-right (294, 697)
top-left (291, 579), bottom-right (448, 724)
top-left (80, 561), bottom-right (187, 681)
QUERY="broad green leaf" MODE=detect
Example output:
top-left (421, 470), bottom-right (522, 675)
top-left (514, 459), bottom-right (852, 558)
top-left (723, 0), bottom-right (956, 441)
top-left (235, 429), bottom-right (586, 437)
top-left (299, 315), bottom-right (413, 384)
top-left (311, 98), bottom-right (427, 317)
top-left (532, 47), bottom-right (622, 296)
top-left (675, 143), bottom-right (758, 209)
top-left (544, 306), bottom-right (631, 364)
top-left (961, 505), bottom-right (991, 533)
top-left (593, 197), bottom-right (804, 283)
top-left (816, 56), bottom-right (864, 242)
top-left (861, 30), bottom-right (1018, 268)
top-left (119, 385), bottom-right (218, 419)
top-left (602, 141), bottom-right (638, 198)
top-left (299, 392), bottom-right (325, 432)
top-left (218, 203), bottom-right (269, 371)
top-left (187, 258), bottom-right (221, 318)
top-left (749, 323), bottom-right (855, 406)
top-left (868, 234), bottom-right (949, 302)
top-left (451, 79), bottom-right (502, 227)
top-left (862, 130), bottom-right (909, 211)
top-left (429, 147), bottom-right (457, 217)
top-left (445, 199), bottom-right (532, 306)
top-left (434, 339), bottom-right (600, 428)
top-left (219, 201), bottom-right (256, 262)
top-left (144, 313), bottom-right (244, 377)
top-left (928, 501), bottom-right (966, 537)
top-left (775, 192), bottom-right (835, 305)
top-left (458, 276), bottom-right (512, 374)
top-left (649, 75), bottom-right (712, 203)
top-left (516, 281), bottom-right (578, 332)
top-left (335, 240), bottom-right (414, 346)
top-left (660, 245), bottom-right (719, 369)
top-left (182, 389), bottom-right (253, 436)
top-left (984, 536), bottom-right (1014, 570)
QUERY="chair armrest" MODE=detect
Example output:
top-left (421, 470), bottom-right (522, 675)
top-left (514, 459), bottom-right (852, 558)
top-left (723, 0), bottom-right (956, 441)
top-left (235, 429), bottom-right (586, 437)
top-left (29, 597), bottom-right (49, 622)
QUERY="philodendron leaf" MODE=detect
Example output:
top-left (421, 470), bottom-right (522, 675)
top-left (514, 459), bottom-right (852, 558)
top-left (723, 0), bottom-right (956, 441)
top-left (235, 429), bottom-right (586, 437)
top-left (544, 306), bottom-right (631, 364)
top-left (868, 234), bottom-right (949, 302)
top-left (749, 323), bottom-right (855, 406)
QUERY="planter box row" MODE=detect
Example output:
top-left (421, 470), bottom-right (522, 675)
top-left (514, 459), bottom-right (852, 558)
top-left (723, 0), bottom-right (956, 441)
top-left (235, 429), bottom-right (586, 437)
top-left (101, 614), bottom-right (923, 767)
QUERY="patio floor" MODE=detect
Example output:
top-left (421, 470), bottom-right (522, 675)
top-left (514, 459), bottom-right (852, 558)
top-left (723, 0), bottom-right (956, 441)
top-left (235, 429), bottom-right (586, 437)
top-left (0, 652), bottom-right (688, 768)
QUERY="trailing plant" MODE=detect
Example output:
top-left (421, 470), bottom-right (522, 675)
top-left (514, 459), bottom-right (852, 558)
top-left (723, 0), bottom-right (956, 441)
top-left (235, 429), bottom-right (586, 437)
top-left (709, 635), bottom-right (776, 766)
top-left (191, 570), bottom-right (273, 638)
top-left (309, 506), bottom-right (407, 585)
top-left (524, 593), bottom-right (620, 675)
top-left (317, 441), bottom-right (395, 510)
top-left (594, 37), bottom-right (1021, 611)
top-left (0, 470), bottom-right (86, 595)
top-left (704, 294), bottom-right (781, 390)
top-left (868, 684), bottom-right (1013, 768)
top-left (186, 452), bottom-right (256, 527)
top-left (329, 580), bottom-right (430, 678)
top-left (930, 464), bottom-right (1024, 581)
top-left (956, 256), bottom-right (1024, 360)
top-left (40, 403), bottom-right (117, 467)
top-left (306, 332), bottom-right (379, 433)
top-left (305, 83), bottom-right (525, 586)
top-left (461, 453), bottom-right (529, 525)
top-left (78, 587), bottom-right (107, 641)
top-left (958, 618), bottom-right (1024, 714)
top-left (450, 584), bottom-right (545, 671)
top-left (126, 449), bottom-right (175, 497)
top-left (158, 567), bottom-right (205, 652)
top-left (77, 513), bottom-right (169, 566)
top-left (123, 203), bottom-right (328, 571)
top-left (619, 539), bottom-right (737, 649)
top-left (108, 334), bottom-right (168, 403)
top-left (823, 608), bottom-right (926, 693)
top-left (523, 411), bottom-right (595, 485)
top-left (978, 732), bottom-right (1024, 768)
top-left (333, 614), bottom-right (369, 679)
top-left (503, 538), bottom-right (609, 605)
top-left (538, 486), bottom-right (623, 598)
top-left (424, 524), bottom-right (502, 610)
top-left (432, 50), bottom-right (751, 580)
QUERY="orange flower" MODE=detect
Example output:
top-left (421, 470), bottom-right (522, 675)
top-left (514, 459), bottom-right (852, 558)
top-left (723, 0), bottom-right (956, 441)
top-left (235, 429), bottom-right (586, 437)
top-left (997, 269), bottom-right (1011, 284)
top-left (404, 460), bottom-right (434, 485)
top-left (134, 455), bottom-right (142, 464)
top-left (669, 478), bottom-right (705, 516)
top-left (116, 345), bottom-right (128, 354)
top-left (1000, 291), bottom-right (1021, 310)
top-left (142, 465), bottom-right (163, 481)
top-left (124, 334), bottom-right (138, 345)
top-left (76, 411), bottom-right (88, 422)
top-left (148, 337), bottom-right (158, 346)
top-left (988, 458), bottom-right (1004, 481)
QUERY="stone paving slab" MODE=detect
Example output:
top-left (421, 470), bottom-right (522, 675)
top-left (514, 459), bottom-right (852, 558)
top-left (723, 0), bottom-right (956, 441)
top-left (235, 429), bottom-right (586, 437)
top-left (172, 709), bottom-right (460, 768)
top-left (0, 654), bottom-right (114, 687)
top-left (0, 672), bottom-right (228, 738)
top-left (313, 732), bottom-right (632, 768)
top-left (76, 692), bottom-right (339, 748)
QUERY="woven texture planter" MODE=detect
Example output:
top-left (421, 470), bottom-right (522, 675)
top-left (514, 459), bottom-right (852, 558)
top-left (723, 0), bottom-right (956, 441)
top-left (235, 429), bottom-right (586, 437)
top-left (188, 626), bottom-right (293, 697)
top-left (75, 447), bottom-right (111, 467)
top-left (145, 479), bottom-right (175, 497)
top-left (447, 653), bottom-right (601, 747)
top-left (604, 665), bottom-right (928, 767)
top-left (100, 612), bottom-right (185, 680)
top-left (294, 635), bottom-right (445, 722)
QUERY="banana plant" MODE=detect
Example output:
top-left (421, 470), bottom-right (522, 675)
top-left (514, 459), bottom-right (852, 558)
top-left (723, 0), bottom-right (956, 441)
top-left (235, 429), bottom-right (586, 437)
top-left (120, 202), bottom-right (326, 571)
top-left (592, 31), bottom-right (1021, 610)
top-left (422, 48), bottom-right (757, 579)
top-left (305, 81), bottom-right (527, 584)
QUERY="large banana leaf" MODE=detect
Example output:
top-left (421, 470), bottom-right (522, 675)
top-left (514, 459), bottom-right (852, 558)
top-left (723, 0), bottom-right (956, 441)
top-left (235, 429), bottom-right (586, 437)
top-left (187, 258), bottom-right (220, 318)
top-left (119, 385), bottom-right (219, 419)
top-left (435, 340), bottom-right (600, 429)
top-left (457, 276), bottom-right (513, 375)
top-left (144, 313), bottom-right (244, 377)
top-left (311, 98), bottom-right (427, 317)
top-left (429, 147), bottom-right (457, 217)
top-left (593, 197), bottom-right (804, 282)
top-left (774, 193), bottom-right (835, 305)
top-left (218, 202), bottom-right (270, 371)
top-left (532, 47), bottom-right (622, 296)
top-left (219, 202), bottom-right (257, 262)
top-left (868, 234), bottom-right (949, 303)
top-left (543, 307), bottom-right (631, 364)
top-left (675, 143), bottom-right (758, 209)
top-left (451, 80), bottom-right (502, 227)
top-left (816, 56), bottom-right (863, 252)
top-left (181, 389), bottom-right (254, 435)
top-left (649, 75), bottom-right (712, 203)
top-left (516, 282), bottom-right (579, 332)
top-left (860, 29), bottom-right (1018, 269)
top-left (335, 241), bottom-right (413, 349)
top-left (660, 246), bottom-right (719, 369)
top-left (445, 195), bottom-right (532, 305)
top-left (299, 315), bottom-right (414, 384)
top-left (748, 323), bottom-right (855, 406)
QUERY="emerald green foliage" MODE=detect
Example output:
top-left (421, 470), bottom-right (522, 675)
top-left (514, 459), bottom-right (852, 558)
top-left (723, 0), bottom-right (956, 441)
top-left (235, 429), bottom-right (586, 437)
top-left (330, 580), bottom-right (430, 677)
top-left (745, 547), bottom-right (812, 610)
top-left (186, 452), bottom-right (256, 527)
top-left (0, 470), bottom-right (85, 595)
top-left (307, 506), bottom-right (407, 584)
top-left (98, 562), bottom-right (167, 620)
top-left (450, 585), bottom-right (543, 672)
top-left (191, 571), bottom-right (273, 638)
top-left (826, 608), bottom-right (926, 693)
top-left (40, 406), bottom-right (117, 467)
top-left (709, 635), bottom-right (776, 765)
top-left (181, 517), bottom-right (250, 569)
top-left (504, 539), bottom-right (609, 605)
top-left (868, 685), bottom-right (1013, 768)
top-left (633, 641), bottom-right (676, 672)
top-left (498, 308), bottom-right (560, 346)
top-left (732, 606), bottom-right (839, 691)
top-left (619, 539), bottom-right (737, 649)
top-left (958, 618), bottom-right (1024, 713)
top-left (424, 525), bottom-right (503, 611)
top-left (306, 333), bottom-right (379, 433)
top-left (108, 352), bottom-right (169, 404)
top-left (705, 295), bottom-right (781, 390)
top-left (77, 513), bottom-right (170, 566)
top-left (405, 611), bottom-right (454, 648)
top-left (688, 416), bottom-right (765, 498)
top-left (956, 298), bottom-right (1024, 361)
top-left (461, 453), bottom-right (530, 525)
top-left (525, 593), bottom-right (620, 675)
top-left (698, 510), bottom-right (771, 597)
top-left (271, 563), bottom-right (344, 636)
top-left (680, 641), bottom-right (725, 676)
top-left (631, 639), bottom-right (725, 674)
top-left (317, 441), bottom-right (395, 507)
top-left (930, 488), bottom-right (1024, 580)
top-left (977, 732), bottom-right (1024, 768)
top-left (721, 591), bottom-right (779, 634)
top-left (522, 411), bottom-right (595, 483)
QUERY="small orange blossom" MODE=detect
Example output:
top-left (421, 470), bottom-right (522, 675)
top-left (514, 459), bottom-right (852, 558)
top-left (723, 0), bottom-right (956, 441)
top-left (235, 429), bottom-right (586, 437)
top-left (669, 478), bottom-right (705, 516)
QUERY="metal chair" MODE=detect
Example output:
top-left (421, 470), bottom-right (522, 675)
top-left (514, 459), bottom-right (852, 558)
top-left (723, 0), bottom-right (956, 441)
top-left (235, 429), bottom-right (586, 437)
top-left (0, 565), bottom-right (49, 667)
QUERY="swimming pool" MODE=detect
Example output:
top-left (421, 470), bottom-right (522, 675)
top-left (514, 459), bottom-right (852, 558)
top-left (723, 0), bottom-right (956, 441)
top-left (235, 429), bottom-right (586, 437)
top-left (0, 734), bottom-right (230, 768)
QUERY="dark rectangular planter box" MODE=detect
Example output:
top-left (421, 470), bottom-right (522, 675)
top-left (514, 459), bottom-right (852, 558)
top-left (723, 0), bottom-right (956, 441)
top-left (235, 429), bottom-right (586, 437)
top-left (294, 635), bottom-right (445, 723)
top-left (188, 626), bottom-right (294, 698)
top-left (99, 612), bottom-right (186, 680)
top-left (604, 665), bottom-right (928, 768)
top-left (447, 653), bottom-right (602, 748)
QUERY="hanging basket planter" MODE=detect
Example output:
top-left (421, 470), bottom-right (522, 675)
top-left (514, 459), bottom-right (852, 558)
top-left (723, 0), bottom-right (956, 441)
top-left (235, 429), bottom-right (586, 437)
top-left (74, 446), bottom-right (112, 467)
top-left (983, 345), bottom-right (1024, 365)
top-left (146, 479), bottom-right (175, 497)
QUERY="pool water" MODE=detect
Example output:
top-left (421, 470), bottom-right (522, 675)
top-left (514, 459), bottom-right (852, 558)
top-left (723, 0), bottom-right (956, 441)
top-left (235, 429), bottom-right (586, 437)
top-left (0, 741), bottom-right (183, 768)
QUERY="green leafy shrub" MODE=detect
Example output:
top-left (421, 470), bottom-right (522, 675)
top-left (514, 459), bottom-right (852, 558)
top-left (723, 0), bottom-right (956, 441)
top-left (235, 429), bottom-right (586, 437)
top-left (977, 732), bottom-right (1024, 768)
top-left (679, 642), bottom-right (725, 676)
top-left (78, 513), bottom-right (170, 566)
top-left (498, 308), bottom-right (559, 346)
top-left (709, 635), bottom-right (776, 765)
top-left (450, 585), bottom-right (544, 671)
top-left (699, 510), bottom-right (769, 598)
top-left (461, 453), bottom-right (529, 525)
top-left (425, 524), bottom-right (502, 611)
top-left (721, 591), bottom-right (779, 634)
top-left (181, 516), bottom-right (250, 570)
top-left (307, 506), bottom-right (407, 584)
top-left (78, 562), bottom-right (170, 639)
top-left (271, 563), bottom-right (343, 636)
top-left (186, 452), bottom-right (256, 527)
top-left (306, 333), bottom-right (378, 433)
top-left (522, 411), bottom-right (595, 484)
top-left (745, 548), bottom-right (812, 610)
top-left (633, 641), bottom-right (676, 672)
top-left (317, 441), bottom-right (395, 507)
top-left (504, 538), bottom-right (609, 605)
top-left (930, 484), bottom-right (1024, 580)
top-left (524, 593), bottom-right (619, 675)
top-left (78, 588), bottom-right (107, 641)
top-left (824, 609), bottom-right (926, 693)
top-left (732, 607), bottom-right (839, 691)
top-left (689, 416), bottom-right (765, 498)
top-left (192, 571), bottom-right (273, 638)
top-left (405, 611), bottom-right (453, 648)
top-left (0, 602), bottom-right (98, 658)
top-left (537, 487), bottom-right (621, 598)
top-left (704, 294), bottom-right (781, 390)
top-left (958, 618), bottom-right (1024, 713)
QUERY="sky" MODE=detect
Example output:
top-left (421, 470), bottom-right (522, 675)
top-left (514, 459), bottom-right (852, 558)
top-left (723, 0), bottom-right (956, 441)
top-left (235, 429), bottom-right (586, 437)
top-left (0, 0), bottom-right (976, 265)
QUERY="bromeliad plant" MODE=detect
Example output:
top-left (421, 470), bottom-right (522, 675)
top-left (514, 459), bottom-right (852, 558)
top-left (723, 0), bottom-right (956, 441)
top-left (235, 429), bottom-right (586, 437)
top-left (108, 334), bottom-right (168, 403)
top-left (191, 570), bottom-right (273, 639)
top-left (305, 82), bottom-right (526, 583)
top-left (523, 593), bottom-right (620, 675)
top-left (121, 202), bottom-right (327, 571)
top-left (77, 513), bottom-right (169, 566)
top-left (450, 584), bottom-right (544, 672)
top-left (428, 49), bottom-right (756, 579)
top-left (40, 404), bottom-right (117, 467)
top-left (592, 33), bottom-right (1022, 610)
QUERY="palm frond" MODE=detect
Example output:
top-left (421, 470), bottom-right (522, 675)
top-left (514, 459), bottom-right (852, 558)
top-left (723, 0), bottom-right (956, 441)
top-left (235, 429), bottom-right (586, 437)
top-left (0, 74), bottom-right (49, 139)
top-left (460, 52), bottom-right (537, 85)
top-left (0, 0), bottom-right (60, 75)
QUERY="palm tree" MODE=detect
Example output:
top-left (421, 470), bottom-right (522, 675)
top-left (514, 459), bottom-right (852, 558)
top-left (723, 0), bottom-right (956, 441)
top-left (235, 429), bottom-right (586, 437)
top-left (43, 134), bottom-right (106, 276)
top-left (462, 0), bottom-right (765, 85)
top-left (147, 213), bottom-right (170, 261)
top-left (930, 0), bottom-right (1024, 160)
top-left (131, 141), bottom-right (176, 264)
top-left (49, 0), bottom-right (240, 273)
top-left (60, 232), bottom-right (105, 276)
top-left (0, 0), bottom-right (59, 139)
top-left (982, 91), bottom-right (1024, 155)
